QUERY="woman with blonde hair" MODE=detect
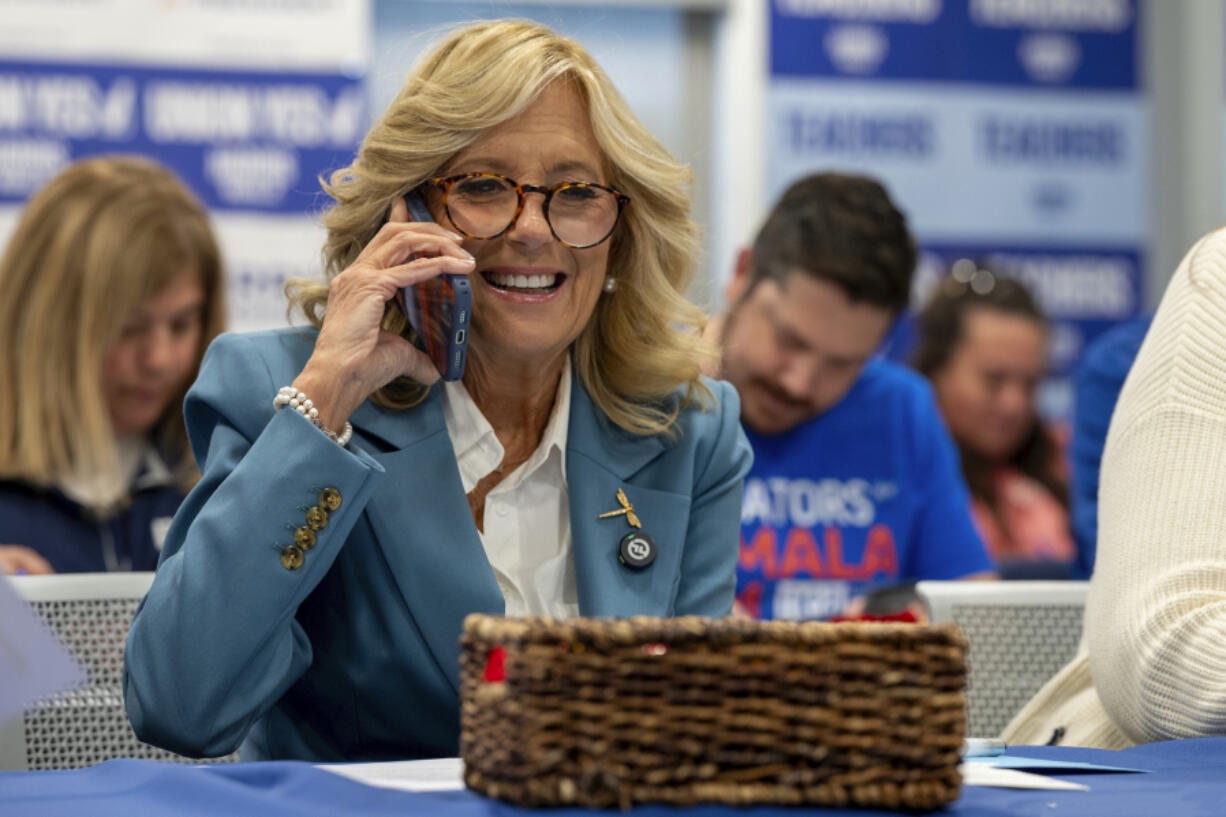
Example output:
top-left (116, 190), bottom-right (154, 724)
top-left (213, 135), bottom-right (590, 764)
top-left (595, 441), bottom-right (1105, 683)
top-left (0, 156), bottom-right (226, 575)
top-left (124, 19), bottom-right (751, 762)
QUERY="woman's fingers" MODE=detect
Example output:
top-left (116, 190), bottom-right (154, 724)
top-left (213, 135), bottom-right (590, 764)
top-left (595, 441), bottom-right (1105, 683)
top-left (387, 195), bottom-right (409, 224)
top-left (367, 231), bottom-right (474, 271)
top-left (327, 254), bottom-right (474, 313)
top-left (0, 545), bottom-right (55, 575)
top-left (295, 200), bottom-right (469, 419)
top-left (325, 234), bottom-right (472, 309)
top-left (381, 253), bottom-right (474, 289)
top-left (358, 219), bottom-right (464, 262)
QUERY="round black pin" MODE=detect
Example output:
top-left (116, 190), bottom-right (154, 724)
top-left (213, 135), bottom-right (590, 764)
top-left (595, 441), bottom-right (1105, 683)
top-left (618, 531), bottom-right (656, 570)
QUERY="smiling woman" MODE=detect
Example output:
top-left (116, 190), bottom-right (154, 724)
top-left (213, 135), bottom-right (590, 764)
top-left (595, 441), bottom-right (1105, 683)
top-left (914, 269), bottom-right (1073, 576)
top-left (0, 156), bottom-right (227, 575)
top-left (123, 19), bottom-right (752, 764)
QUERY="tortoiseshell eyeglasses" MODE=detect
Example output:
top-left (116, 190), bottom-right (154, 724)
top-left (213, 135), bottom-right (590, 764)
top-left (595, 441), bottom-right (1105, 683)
top-left (427, 172), bottom-right (630, 249)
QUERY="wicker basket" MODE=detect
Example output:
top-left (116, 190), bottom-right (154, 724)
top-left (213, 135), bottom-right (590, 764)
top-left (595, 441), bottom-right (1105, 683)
top-left (460, 615), bottom-right (968, 810)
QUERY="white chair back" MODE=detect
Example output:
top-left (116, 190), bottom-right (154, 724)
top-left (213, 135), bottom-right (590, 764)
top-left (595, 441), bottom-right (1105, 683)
top-left (0, 572), bottom-right (238, 770)
top-left (917, 580), bottom-right (1088, 739)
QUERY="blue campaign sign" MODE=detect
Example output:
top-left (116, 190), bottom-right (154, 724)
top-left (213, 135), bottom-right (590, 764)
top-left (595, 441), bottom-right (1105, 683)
top-left (887, 242), bottom-right (1144, 374)
top-left (771, 0), bottom-right (1138, 90)
top-left (766, 2), bottom-right (1147, 421)
top-left (880, 242), bottom-right (1144, 419)
top-left (766, 80), bottom-right (1148, 247)
top-left (0, 60), bottom-right (366, 214)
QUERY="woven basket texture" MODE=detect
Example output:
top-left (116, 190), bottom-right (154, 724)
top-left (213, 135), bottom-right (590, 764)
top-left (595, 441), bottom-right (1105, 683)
top-left (460, 615), bottom-right (967, 810)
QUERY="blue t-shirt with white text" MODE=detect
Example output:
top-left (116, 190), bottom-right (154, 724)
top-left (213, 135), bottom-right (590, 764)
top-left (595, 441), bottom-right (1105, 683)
top-left (735, 359), bottom-right (992, 620)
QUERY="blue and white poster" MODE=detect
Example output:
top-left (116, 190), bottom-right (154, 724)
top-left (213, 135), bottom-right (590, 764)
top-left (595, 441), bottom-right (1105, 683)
top-left (768, 0), bottom-right (1147, 418)
top-left (0, 0), bottom-right (371, 331)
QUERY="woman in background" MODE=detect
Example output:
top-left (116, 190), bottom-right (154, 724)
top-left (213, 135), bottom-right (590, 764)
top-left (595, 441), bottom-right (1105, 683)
top-left (914, 266), bottom-right (1074, 577)
top-left (0, 156), bottom-right (227, 574)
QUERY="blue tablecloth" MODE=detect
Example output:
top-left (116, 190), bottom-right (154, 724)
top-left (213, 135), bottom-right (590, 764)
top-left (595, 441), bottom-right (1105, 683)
top-left (3, 739), bottom-right (1225, 816)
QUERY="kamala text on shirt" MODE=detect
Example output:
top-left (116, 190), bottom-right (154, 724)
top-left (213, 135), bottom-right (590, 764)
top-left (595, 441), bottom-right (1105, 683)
top-left (735, 359), bottom-right (992, 620)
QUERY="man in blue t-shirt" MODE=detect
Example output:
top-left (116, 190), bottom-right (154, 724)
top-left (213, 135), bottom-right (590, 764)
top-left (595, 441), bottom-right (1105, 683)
top-left (711, 173), bottom-right (995, 620)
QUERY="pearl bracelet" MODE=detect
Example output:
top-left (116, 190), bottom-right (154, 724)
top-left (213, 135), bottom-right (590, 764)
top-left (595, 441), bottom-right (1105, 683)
top-left (273, 386), bottom-right (353, 447)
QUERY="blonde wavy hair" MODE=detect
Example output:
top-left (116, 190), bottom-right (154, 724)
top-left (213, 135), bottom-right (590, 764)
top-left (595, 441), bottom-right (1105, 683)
top-left (288, 19), bottom-right (713, 436)
top-left (0, 156), bottom-right (226, 500)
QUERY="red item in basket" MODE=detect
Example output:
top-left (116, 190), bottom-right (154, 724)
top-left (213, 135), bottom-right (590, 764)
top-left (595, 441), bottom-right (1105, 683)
top-left (829, 609), bottom-right (919, 624)
top-left (482, 646), bottom-right (506, 682)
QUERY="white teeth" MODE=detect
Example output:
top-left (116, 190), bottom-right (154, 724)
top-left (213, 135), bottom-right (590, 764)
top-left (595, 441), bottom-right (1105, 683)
top-left (488, 272), bottom-right (559, 290)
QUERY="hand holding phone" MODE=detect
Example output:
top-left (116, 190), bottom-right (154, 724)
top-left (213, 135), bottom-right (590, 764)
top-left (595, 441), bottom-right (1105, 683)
top-left (289, 191), bottom-right (474, 433)
top-left (395, 192), bottom-right (471, 381)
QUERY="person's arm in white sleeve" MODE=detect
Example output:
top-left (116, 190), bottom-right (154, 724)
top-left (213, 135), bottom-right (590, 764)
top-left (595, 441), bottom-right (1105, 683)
top-left (1089, 228), bottom-right (1226, 742)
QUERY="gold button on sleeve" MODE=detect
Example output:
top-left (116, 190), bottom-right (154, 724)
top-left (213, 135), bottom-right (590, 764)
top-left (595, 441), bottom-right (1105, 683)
top-left (280, 545), bottom-right (305, 570)
top-left (318, 487), bottom-right (342, 512)
top-left (294, 526), bottom-right (317, 550)
top-left (305, 506), bottom-right (329, 531)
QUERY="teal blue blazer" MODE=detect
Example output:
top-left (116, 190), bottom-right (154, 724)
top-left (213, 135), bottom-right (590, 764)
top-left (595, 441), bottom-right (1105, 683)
top-left (124, 329), bottom-right (751, 762)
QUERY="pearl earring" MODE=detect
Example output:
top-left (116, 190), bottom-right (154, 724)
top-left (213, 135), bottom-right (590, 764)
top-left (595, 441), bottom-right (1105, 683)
top-left (603, 277), bottom-right (617, 293)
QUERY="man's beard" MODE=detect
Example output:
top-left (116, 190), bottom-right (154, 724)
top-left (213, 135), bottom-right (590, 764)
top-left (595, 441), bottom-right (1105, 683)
top-left (748, 376), bottom-right (815, 416)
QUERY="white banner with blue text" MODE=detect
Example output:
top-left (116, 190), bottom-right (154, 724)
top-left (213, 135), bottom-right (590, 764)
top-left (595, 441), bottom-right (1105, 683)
top-left (0, 0), bottom-right (371, 332)
top-left (768, 0), bottom-right (1146, 418)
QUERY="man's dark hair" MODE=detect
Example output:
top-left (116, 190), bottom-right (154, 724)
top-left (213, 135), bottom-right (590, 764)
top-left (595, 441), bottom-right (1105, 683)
top-left (748, 172), bottom-right (916, 313)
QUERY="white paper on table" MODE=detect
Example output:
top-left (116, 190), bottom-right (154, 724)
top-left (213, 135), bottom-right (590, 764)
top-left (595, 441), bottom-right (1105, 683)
top-left (0, 576), bottom-right (82, 723)
top-left (320, 758), bottom-right (1086, 795)
top-left (960, 763), bottom-right (1089, 791)
top-left (317, 757), bottom-right (466, 792)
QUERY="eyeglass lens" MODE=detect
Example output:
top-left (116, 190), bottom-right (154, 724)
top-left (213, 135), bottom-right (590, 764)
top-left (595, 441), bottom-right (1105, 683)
top-left (443, 175), bottom-right (622, 248)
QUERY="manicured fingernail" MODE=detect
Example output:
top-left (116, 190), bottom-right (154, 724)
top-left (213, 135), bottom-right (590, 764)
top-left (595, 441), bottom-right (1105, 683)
top-left (448, 231), bottom-right (464, 241)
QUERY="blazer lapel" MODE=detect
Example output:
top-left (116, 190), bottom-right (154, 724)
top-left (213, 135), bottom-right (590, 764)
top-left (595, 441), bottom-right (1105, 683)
top-left (352, 389), bottom-right (502, 693)
top-left (566, 379), bottom-right (693, 617)
top-left (349, 374), bottom-right (696, 681)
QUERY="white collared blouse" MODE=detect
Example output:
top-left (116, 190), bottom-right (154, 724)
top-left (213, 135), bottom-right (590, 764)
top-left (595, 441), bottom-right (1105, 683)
top-left (441, 358), bottom-right (578, 618)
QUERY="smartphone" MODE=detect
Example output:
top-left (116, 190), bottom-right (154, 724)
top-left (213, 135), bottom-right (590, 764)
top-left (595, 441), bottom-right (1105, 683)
top-left (862, 581), bottom-right (919, 616)
top-left (395, 192), bottom-right (471, 381)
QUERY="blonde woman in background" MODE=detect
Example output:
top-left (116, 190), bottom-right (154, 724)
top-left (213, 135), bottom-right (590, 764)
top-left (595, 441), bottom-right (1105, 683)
top-left (124, 20), bottom-right (751, 762)
top-left (0, 156), bottom-right (226, 575)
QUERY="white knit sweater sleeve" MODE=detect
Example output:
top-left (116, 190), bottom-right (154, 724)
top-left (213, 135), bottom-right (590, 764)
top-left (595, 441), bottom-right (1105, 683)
top-left (1088, 227), bottom-right (1226, 743)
